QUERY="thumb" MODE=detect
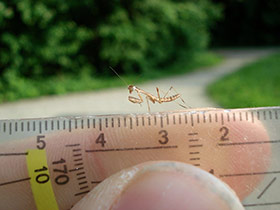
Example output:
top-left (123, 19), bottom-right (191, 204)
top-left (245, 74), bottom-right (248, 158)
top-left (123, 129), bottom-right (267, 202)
top-left (72, 161), bottom-right (244, 210)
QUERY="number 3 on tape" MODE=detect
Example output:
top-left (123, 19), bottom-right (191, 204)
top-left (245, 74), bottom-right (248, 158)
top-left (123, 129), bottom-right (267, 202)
top-left (26, 149), bottom-right (59, 210)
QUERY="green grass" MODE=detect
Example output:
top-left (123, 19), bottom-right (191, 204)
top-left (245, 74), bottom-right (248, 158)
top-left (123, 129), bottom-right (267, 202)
top-left (0, 51), bottom-right (222, 103)
top-left (207, 52), bottom-right (280, 108)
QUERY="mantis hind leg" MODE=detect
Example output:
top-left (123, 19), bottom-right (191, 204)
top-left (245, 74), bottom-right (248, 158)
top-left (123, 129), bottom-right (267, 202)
top-left (161, 86), bottom-right (191, 109)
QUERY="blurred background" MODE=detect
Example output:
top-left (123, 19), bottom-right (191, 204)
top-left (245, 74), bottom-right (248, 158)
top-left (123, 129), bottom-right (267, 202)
top-left (0, 0), bottom-right (279, 118)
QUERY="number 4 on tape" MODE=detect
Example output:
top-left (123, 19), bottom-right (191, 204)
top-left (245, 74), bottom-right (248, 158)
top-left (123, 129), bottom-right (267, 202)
top-left (26, 149), bottom-right (59, 210)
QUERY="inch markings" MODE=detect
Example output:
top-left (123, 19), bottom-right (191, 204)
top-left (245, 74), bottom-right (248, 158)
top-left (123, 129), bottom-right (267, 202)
top-left (86, 145), bottom-right (178, 153)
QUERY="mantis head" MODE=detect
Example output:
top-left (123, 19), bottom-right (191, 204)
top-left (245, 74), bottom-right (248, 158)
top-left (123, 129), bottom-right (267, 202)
top-left (128, 85), bottom-right (134, 94)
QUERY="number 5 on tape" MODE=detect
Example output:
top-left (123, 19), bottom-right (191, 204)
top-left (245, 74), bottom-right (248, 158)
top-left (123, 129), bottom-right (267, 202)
top-left (26, 149), bottom-right (59, 210)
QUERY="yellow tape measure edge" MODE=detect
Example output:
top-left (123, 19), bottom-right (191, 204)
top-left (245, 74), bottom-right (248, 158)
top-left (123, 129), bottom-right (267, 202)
top-left (26, 149), bottom-right (59, 210)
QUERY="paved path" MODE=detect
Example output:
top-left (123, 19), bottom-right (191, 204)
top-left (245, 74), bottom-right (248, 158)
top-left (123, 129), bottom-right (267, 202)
top-left (0, 49), bottom-right (277, 119)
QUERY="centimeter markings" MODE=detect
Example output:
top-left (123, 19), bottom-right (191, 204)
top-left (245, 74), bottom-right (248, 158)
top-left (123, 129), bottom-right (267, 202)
top-left (0, 109), bottom-right (280, 135)
top-left (1, 108), bottom-right (280, 209)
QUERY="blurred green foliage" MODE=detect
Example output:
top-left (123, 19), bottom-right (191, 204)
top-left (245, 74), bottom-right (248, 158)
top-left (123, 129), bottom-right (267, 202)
top-left (0, 0), bottom-right (221, 102)
top-left (211, 0), bottom-right (280, 46)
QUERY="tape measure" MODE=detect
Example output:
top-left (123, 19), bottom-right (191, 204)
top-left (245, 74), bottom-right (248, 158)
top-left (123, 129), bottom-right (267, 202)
top-left (0, 107), bottom-right (280, 210)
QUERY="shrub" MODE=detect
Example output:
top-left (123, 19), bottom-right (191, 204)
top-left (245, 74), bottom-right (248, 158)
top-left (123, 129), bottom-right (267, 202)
top-left (0, 0), bottom-right (221, 102)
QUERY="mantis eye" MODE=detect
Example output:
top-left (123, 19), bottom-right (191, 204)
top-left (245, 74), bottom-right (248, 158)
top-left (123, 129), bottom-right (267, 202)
top-left (128, 85), bottom-right (134, 93)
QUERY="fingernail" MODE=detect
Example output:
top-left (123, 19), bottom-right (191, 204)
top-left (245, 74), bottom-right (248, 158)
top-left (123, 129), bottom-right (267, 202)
top-left (112, 163), bottom-right (243, 210)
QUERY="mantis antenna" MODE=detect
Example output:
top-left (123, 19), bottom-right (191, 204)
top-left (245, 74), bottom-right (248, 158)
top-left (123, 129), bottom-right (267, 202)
top-left (109, 66), bottom-right (129, 86)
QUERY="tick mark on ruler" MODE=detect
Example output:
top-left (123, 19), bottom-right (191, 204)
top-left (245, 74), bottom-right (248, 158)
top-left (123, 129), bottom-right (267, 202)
top-left (190, 158), bottom-right (200, 161)
top-left (74, 190), bottom-right (89, 196)
top-left (69, 120), bottom-right (72, 132)
top-left (191, 114), bottom-right (194, 126)
top-left (189, 152), bottom-right (199, 155)
top-left (183, 114), bottom-right (187, 124)
top-left (218, 140), bottom-right (280, 146)
top-left (0, 152), bottom-right (28, 156)
top-left (179, 114), bottom-right (182, 124)
top-left (74, 158), bottom-right (82, 162)
top-left (203, 114), bottom-right (206, 123)
top-left (78, 181), bottom-right (87, 185)
top-left (124, 117), bottom-right (127, 127)
top-left (81, 119), bottom-right (84, 129)
top-left (39, 121), bottom-right (42, 133)
top-left (91, 181), bottom-right (102, 184)
top-left (65, 143), bottom-right (80, 147)
top-left (0, 177), bottom-right (31, 186)
top-left (243, 202), bottom-right (280, 207)
top-left (75, 119), bottom-right (78, 129)
top-left (99, 119), bottom-right (102, 131)
top-left (87, 119), bottom-right (90, 129)
top-left (220, 170), bottom-right (280, 178)
top-left (77, 176), bottom-right (86, 180)
top-left (73, 148), bottom-right (81, 152)
top-left (77, 172), bottom-right (85, 176)
top-left (275, 110), bottom-right (278, 119)
top-left (189, 144), bottom-right (203, 148)
top-left (86, 145), bottom-right (178, 153)
top-left (251, 112), bottom-right (255, 123)
top-left (74, 162), bottom-right (83, 166)
top-left (257, 177), bottom-right (277, 199)
top-left (73, 153), bottom-right (82, 157)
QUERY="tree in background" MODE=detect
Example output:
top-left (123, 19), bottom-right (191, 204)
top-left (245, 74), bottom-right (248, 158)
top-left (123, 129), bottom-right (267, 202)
top-left (0, 0), bottom-right (221, 100)
top-left (211, 0), bottom-right (280, 46)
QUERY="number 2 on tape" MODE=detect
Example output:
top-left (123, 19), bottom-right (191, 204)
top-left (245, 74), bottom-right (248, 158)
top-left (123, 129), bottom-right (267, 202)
top-left (26, 149), bottom-right (59, 210)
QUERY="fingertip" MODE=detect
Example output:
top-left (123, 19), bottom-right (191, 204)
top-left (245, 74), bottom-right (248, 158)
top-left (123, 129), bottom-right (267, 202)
top-left (72, 161), bottom-right (244, 210)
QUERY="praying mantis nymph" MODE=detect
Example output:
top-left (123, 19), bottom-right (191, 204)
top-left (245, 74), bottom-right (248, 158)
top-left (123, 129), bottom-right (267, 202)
top-left (110, 67), bottom-right (189, 112)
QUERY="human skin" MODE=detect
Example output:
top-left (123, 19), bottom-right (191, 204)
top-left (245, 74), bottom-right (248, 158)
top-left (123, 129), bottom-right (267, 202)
top-left (0, 109), bottom-right (270, 209)
top-left (72, 161), bottom-right (245, 210)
